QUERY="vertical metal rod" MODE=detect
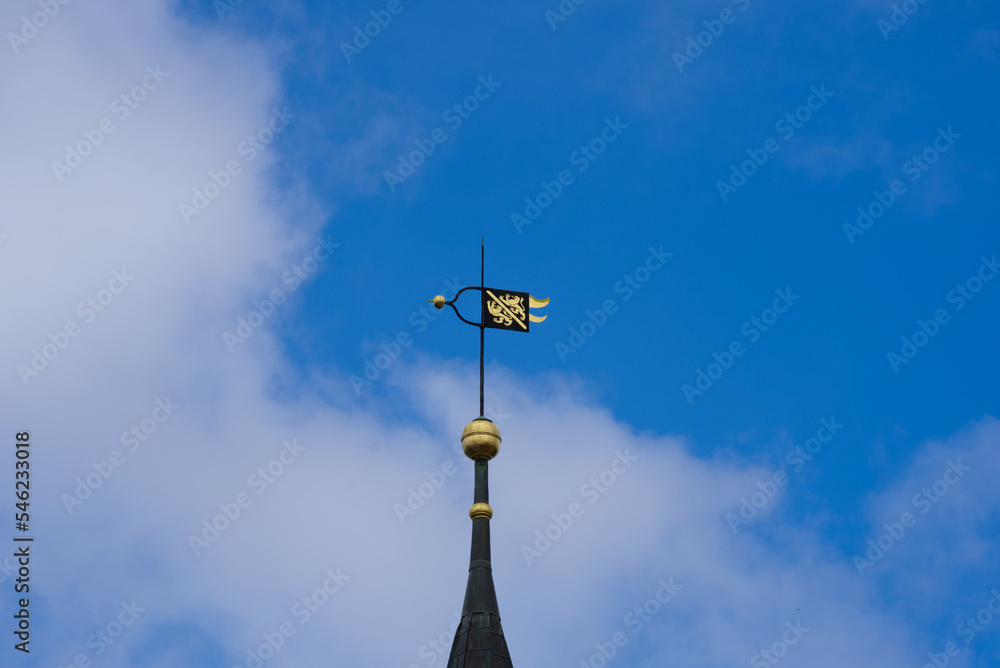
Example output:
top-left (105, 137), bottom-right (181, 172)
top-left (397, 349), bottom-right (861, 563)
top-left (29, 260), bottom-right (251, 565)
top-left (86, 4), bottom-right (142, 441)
top-left (479, 238), bottom-right (485, 417)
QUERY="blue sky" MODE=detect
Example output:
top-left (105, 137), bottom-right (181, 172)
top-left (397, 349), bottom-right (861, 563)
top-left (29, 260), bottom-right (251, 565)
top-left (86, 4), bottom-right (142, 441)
top-left (1, 0), bottom-right (998, 667)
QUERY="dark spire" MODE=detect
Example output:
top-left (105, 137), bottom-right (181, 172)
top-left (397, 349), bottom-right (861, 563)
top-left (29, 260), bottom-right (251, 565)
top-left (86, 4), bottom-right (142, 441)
top-left (447, 418), bottom-right (513, 668)
top-left (426, 242), bottom-right (550, 667)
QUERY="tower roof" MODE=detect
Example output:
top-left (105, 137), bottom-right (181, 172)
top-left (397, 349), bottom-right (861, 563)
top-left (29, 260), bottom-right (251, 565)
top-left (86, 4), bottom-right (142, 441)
top-left (447, 418), bottom-right (513, 668)
top-left (427, 243), bottom-right (549, 667)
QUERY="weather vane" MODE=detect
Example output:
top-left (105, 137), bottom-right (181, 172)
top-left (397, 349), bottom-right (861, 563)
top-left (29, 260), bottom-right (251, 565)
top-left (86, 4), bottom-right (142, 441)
top-left (429, 238), bottom-right (549, 415)
top-left (428, 239), bottom-right (548, 667)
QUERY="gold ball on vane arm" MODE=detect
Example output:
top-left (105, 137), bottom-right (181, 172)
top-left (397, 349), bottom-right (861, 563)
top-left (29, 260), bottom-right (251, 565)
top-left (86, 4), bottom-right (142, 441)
top-left (432, 295), bottom-right (446, 309)
top-left (461, 418), bottom-right (501, 460)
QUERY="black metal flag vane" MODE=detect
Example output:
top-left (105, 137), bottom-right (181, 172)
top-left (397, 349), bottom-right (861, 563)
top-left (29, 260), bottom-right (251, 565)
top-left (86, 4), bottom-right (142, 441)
top-left (428, 239), bottom-right (549, 415)
top-left (427, 240), bottom-right (548, 668)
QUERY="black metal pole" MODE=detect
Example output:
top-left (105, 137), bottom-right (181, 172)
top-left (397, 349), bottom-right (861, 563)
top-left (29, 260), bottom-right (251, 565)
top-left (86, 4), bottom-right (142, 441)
top-left (479, 239), bottom-right (485, 417)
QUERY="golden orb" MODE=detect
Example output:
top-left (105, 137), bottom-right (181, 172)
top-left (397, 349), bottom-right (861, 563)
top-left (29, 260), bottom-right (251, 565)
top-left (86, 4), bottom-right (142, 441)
top-left (432, 295), bottom-right (446, 309)
top-left (469, 502), bottom-right (493, 520)
top-left (461, 418), bottom-right (501, 460)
